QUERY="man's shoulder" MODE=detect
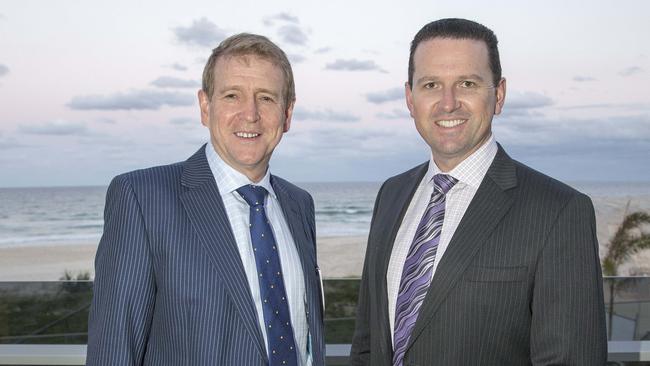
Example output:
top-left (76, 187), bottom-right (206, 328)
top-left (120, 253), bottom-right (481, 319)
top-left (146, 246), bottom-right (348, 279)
top-left (499, 157), bottom-right (595, 219)
top-left (270, 175), bottom-right (313, 204)
top-left (381, 161), bottom-right (429, 191)
top-left (110, 146), bottom-right (205, 191)
top-left (511, 158), bottom-right (585, 200)
top-left (111, 160), bottom-right (186, 190)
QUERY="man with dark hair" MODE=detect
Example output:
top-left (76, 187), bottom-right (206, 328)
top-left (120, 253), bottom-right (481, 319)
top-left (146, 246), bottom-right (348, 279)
top-left (87, 33), bottom-right (324, 366)
top-left (350, 18), bottom-right (607, 365)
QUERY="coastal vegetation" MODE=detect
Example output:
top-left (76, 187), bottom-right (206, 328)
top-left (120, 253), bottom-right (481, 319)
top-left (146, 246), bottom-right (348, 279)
top-left (601, 208), bottom-right (650, 339)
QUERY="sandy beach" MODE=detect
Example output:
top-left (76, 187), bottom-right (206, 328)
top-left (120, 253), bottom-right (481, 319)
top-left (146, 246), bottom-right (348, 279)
top-left (1, 195), bottom-right (648, 281)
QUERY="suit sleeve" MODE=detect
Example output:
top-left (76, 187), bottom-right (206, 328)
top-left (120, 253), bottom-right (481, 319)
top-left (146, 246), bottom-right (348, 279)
top-left (530, 193), bottom-right (607, 365)
top-left (350, 182), bottom-right (386, 365)
top-left (86, 175), bottom-right (156, 366)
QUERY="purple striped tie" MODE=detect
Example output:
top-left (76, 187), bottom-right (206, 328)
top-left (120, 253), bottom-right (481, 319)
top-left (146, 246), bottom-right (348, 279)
top-left (392, 174), bottom-right (457, 366)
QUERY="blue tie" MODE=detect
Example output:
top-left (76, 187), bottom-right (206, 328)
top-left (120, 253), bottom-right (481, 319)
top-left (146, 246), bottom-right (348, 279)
top-left (237, 184), bottom-right (298, 366)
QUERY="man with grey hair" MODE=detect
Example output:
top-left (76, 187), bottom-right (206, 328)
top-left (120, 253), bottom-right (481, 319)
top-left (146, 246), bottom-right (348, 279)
top-left (87, 33), bottom-right (325, 366)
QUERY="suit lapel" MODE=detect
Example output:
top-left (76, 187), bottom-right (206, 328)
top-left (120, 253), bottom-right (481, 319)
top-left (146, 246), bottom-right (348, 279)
top-left (179, 146), bottom-right (266, 359)
top-left (271, 177), bottom-right (325, 363)
top-left (272, 177), bottom-right (316, 267)
top-left (406, 146), bottom-right (518, 351)
top-left (374, 163), bottom-right (428, 357)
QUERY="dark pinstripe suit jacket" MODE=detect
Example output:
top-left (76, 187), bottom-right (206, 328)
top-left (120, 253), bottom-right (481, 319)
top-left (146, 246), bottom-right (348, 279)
top-left (86, 146), bottom-right (325, 366)
top-left (350, 146), bottom-right (607, 366)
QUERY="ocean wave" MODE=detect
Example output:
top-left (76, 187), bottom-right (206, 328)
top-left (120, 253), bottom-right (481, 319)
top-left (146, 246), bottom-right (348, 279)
top-left (0, 233), bottom-right (102, 248)
top-left (316, 207), bottom-right (373, 215)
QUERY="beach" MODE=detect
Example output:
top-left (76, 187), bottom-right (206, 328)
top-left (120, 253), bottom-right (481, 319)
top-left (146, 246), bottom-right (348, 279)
top-left (0, 236), bottom-right (370, 281)
top-left (1, 194), bottom-right (648, 281)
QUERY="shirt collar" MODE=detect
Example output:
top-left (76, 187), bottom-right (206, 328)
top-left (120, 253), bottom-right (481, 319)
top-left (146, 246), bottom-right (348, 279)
top-left (426, 133), bottom-right (498, 189)
top-left (204, 141), bottom-right (277, 199)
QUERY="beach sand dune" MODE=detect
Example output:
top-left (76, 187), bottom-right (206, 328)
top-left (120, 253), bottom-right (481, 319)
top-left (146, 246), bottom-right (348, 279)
top-left (1, 195), bottom-right (648, 281)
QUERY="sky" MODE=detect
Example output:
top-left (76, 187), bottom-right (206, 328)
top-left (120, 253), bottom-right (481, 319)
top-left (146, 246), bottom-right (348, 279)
top-left (1, 0), bottom-right (649, 187)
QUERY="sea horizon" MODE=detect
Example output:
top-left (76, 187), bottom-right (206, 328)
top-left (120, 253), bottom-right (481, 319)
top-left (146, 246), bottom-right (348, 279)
top-left (2, 181), bottom-right (650, 249)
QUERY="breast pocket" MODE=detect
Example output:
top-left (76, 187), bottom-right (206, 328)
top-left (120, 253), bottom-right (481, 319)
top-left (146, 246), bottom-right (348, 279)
top-left (464, 266), bottom-right (527, 282)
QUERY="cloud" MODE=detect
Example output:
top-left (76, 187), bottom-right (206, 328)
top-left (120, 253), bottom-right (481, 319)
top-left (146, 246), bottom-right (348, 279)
top-left (505, 91), bottom-right (553, 110)
top-left (0, 64), bottom-right (8, 77)
top-left (263, 13), bottom-right (299, 26)
top-left (169, 63), bottom-right (188, 71)
top-left (325, 59), bottom-right (386, 73)
top-left (573, 75), bottom-right (596, 82)
top-left (495, 114), bottom-right (650, 147)
top-left (170, 117), bottom-right (196, 125)
top-left (492, 113), bottom-right (650, 181)
top-left (0, 137), bottom-right (27, 150)
top-left (558, 102), bottom-right (650, 111)
top-left (68, 90), bottom-right (195, 110)
top-left (366, 87), bottom-right (404, 104)
top-left (173, 17), bottom-right (227, 48)
top-left (19, 120), bottom-right (87, 136)
top-left (96, 117), bottom-right (115, 124)
top-left (288, 53), bottom-right (306, 64)
top-left (293, 107), bottom-right (360, 122)
top-left (619, 66), bottom-right (643, 77)
top-left (315, 47), bottom-right (332, 54)
top-left (376, 109), bottom-right (411, 120)
top-left (277, 25), bottom-right (309, 46)
top-left (262, 13), bottom-right (309, 47)
top-left (150, 76), bottom-right (200, 88)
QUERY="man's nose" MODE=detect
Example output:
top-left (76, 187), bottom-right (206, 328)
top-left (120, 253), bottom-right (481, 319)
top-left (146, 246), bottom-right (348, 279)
top-left (241, 97), bottom-right (260, 122)
top-left (439, 87), bottom-right (461, 113)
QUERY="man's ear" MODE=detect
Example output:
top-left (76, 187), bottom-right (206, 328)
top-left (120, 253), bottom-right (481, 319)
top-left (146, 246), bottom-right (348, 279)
top-left (494, 78), bottom-right (506, 115)
top-left (405, 82), bottom-right (415, 118)
top-left (198, 89), bottom-right (210, 126)
top-left (283, 99), bottom-right (295, 133)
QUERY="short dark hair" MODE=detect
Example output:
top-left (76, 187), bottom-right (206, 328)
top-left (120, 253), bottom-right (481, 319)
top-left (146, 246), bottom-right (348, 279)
top-left (202, 33), bottom-right (295, 107)
top-left (408, 18), bottom-right (502, 87)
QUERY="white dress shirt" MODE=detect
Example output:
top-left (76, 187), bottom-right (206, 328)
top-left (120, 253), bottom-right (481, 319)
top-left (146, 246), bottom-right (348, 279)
top-left (387, 135), bottom-right (498, 344)
top-left (205, 142), bottom-right (311, 365)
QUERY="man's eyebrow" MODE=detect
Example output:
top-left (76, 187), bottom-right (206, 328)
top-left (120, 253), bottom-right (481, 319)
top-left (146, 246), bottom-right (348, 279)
top-left (216, 86), bottom-right (281, 98)
top-left (458, 74), bottom-right (487, 82)
top-left (216, 85), bottom-right (241, 94)
top-left (415, 74), bottom-right (487, 84)
top-left (255, 88), bottom-right (281, 97)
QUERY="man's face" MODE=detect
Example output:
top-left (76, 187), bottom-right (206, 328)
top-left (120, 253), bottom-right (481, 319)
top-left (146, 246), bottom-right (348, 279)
top-left (405, 38), bottom-right (506, 171)
top-left (199, 55), bottom-right (293, 182)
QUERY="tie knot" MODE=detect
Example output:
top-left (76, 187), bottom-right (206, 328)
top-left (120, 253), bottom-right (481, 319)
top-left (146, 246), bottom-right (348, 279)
top-left (433, 174), bottom-right (457, 194)
top-left (236, 184), bottom-right (268, 207)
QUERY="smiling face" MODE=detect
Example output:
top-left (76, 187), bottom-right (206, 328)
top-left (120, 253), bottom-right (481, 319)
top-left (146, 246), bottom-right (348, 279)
top-left (406, 37), bottom-right (506, 171)
top-left (198, 54), bottom-right (293, 182)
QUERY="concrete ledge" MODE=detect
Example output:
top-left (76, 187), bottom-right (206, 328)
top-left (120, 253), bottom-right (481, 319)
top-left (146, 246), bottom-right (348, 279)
top-left (1, 342), bottom-right (648, 364)
top-left (325, 344), bottom-right (352, 365)
top-left (0, 344), bottom-right (86, 365)
top-left (608, 341), bottom-right (650, 361)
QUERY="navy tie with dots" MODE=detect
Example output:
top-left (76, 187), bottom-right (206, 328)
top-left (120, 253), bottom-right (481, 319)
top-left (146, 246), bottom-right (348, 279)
top-left (237, 184), bottom-right (298, 366)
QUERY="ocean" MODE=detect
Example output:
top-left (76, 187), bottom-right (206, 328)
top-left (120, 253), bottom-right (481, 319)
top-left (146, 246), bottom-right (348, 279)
top-left (1, 181), bottom-right (649, 249)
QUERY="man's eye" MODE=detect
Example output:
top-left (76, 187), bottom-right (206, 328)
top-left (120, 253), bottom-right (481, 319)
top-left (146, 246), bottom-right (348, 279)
top-left (423, 82), bottom-right (438, 89)
top-left (224, 94), bottom-right (237, 99)
top-left (459, 80), bottom-right (477, 88)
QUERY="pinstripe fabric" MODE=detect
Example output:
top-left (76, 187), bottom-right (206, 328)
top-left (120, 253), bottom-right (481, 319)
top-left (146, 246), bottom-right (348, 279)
top-left (87, 145), bottom-right (325, 366)
top-left (205, 143), bottom-right (309, 364)
top-left (387, 135), bottom-right (497, 339)
top-left (350, 143), bottom-right (607, 366)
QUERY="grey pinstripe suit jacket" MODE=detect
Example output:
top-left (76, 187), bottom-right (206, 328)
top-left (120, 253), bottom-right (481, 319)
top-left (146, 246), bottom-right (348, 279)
top-left (350, 146), bottom-right (607, 366)
top-left (86, 146), bottom-right (325, 366)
